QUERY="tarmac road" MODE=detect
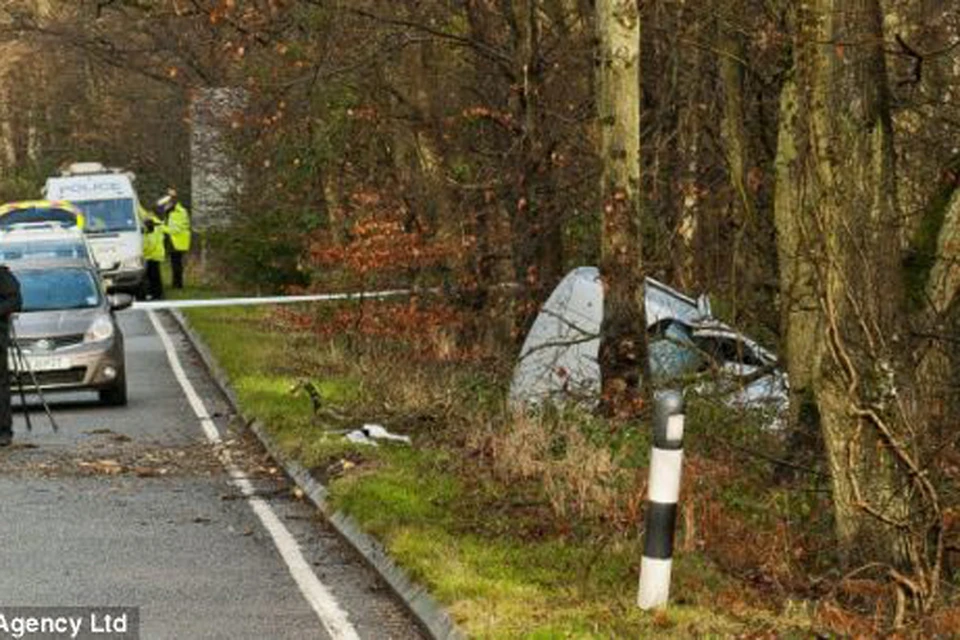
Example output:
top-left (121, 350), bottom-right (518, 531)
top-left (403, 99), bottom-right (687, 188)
top-left (0, 310), bottom-right (426, 640)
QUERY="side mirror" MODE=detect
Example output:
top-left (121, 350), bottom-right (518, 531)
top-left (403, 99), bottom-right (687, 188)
top-left (109, 293), bottom-right (134, 311)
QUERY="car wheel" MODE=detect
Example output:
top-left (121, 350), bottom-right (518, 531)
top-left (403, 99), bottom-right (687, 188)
top-left (99, 374), bottom-right (127, 406)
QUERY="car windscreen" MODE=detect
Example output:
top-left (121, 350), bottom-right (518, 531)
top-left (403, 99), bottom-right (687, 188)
top-left (0, 240), bottom-right (90, 263)
top-left (692, 334), bottom-right (767, 368)
top-left (0, 208), bottom-right (79, 229)
top-left (72, 198), bottom-right (137, 233)
top-left (15, 268), bottom-right (101, 312)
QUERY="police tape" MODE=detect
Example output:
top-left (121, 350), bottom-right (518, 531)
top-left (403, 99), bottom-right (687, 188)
top-left (129, 288), bottom-right (422, 310)
top-left (127, 282), bottom-right (523, 311)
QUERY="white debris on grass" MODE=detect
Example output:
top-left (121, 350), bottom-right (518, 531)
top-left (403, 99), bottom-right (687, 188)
top-left (344, 424), bottom-right (412, 447)
top-left (345, 430), bottom-right (377, 446)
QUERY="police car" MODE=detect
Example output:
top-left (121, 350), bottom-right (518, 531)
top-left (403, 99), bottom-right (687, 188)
top-left (0, 220), bottom-right (130, 405)
top-left (0, 222), bottom-right (94, 265)
top-left (0, 199), bottom-right (85, 230)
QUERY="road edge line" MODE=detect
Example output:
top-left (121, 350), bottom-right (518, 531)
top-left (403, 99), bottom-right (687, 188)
top-left (147, 310), bottom-right (360, 640)
top-left (168, 309), bottom-right (466, 640)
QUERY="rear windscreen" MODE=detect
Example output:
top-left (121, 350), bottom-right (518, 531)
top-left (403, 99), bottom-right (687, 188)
top-left (15, 268), bottom-right (101, 311)
top-left (72, 198), bottom-right (137, 233)
top-left (0, 208), bottom-right (79, 229)
top-left (0, 240), bottom-right (89, 263)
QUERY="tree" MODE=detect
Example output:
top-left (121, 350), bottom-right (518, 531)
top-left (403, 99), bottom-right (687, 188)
top-left (0, 1), bottom-right (192, 188)
top-left (775, 0), bottom-right (943, 619)
top-left (596, 0), bottom-right (645, 416)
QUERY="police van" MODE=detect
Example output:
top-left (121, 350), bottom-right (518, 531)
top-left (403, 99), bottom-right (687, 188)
top-left (43, 162), bottom-right (145, 293)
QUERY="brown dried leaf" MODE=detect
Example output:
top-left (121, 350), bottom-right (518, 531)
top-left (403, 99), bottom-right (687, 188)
top-left (78, 459), bottom-right (124, 475)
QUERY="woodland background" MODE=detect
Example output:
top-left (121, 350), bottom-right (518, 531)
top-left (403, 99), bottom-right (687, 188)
top-left (3, 0), bottom-right (960, 634)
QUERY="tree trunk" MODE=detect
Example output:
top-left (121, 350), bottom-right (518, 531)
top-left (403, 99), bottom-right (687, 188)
top-left (463, 2), bottom-right (517, 346)
top-left (508, 0), bottom-right (564, 322)
top-left (596, 0), bottom-right (645, 416)
top-left (775, 75), bottom-right (827, 455)
top-left (645, 0), bottom-right (679, 278)
top-left (718, 6), bottom-right (757, 313)
top-left (774, 0), bottom-right (937, 583)
top-left (925, 186), bottom-right (960, 315)
top-left (674, 8), bottom-right (703, 289)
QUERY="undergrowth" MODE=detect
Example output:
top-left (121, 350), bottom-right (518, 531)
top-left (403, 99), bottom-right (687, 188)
top-left (179, 276), bottom-right (960, 638)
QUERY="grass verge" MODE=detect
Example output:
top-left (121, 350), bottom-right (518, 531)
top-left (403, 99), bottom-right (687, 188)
top-left (174, 285), bottom-right (824, 639)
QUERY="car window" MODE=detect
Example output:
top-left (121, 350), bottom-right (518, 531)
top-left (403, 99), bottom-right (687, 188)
top-left (647, 320), bottom-right (703, 381)
top-left (693, 335), bottom-right (766, 367)
top-left (71, 199), bottom-right (137, 233)
top-left (0, 208), bottom-right (79, 229)
top-left (0, 240), bottom-right (89, 263)
top-left (15, 268), bottom-right (101, 311)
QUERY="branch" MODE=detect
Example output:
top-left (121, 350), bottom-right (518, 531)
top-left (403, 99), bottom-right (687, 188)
top-left (698, 431), bottom-right (828, 478)
top-left (2, 18), bottom-right (196, 88)
top-left (894, 34), bottom-right (923, 87)
top-left (301, 0), bottom-right (516, 80)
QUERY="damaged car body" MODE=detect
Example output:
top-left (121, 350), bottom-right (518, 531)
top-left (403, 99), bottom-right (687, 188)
top-left (509, 266), bottom-right (788, 426)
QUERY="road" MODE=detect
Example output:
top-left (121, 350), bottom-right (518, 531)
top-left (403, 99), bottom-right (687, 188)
top-left (0, 310), bottom-right (426, 640)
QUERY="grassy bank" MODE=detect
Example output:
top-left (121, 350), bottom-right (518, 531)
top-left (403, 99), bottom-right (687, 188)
top-left (173, 287), bottom-right (829, 639)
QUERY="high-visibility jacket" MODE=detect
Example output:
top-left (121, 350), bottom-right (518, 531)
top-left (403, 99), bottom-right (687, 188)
top-left (141, 211), bottom-right (166, 262)
top-left (165, 203), bottom-right (191, 252)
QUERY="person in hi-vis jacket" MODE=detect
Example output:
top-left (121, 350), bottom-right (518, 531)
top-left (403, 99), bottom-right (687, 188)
top-left (159, 188), bottom-right (191, 289)
top-left (141, 201), bottom-right (167, 301)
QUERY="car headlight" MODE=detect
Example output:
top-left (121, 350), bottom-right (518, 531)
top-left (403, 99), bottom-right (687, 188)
top-left (120, 256), bottom-right (144, 270)
top-left (85, 315), bottom-right (115, 342)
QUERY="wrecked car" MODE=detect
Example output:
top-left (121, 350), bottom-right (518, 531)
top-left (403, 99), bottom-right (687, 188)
top-left (509, 266), bottom-right (788, 426)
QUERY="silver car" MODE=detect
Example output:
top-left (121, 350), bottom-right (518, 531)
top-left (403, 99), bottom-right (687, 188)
top-left (9, 259), bottom-right (131, 405)
top-left (510, 266), bottom-right (789, 428)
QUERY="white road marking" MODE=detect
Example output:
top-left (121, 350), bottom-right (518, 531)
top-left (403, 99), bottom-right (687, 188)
top-left (147, 310), bottom-right (361, 640)
top-left (148, 311), bottom-right (221, 443)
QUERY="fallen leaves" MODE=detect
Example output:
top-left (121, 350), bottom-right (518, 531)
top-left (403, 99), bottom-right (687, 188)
top-left (132, 466), bottom-right (169, 478)
top-left (77, 459), bottom-right (125, 475)
top-left (76, 458), bottom-right (171, 477)
top-left (82, 428), bottom-right (132, 442)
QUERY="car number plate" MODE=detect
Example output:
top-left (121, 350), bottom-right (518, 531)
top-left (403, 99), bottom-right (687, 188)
top-left (8, 355), bottom-right (71, 372)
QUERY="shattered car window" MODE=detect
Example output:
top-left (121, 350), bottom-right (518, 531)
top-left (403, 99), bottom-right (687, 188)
top-left (647, 320), bottom-right (703, 383)
top-left (693, 335), bottom-right (766, 368)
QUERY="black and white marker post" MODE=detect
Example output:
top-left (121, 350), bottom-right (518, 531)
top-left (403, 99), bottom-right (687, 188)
top-left (638, 389), bottom-right (685, 609)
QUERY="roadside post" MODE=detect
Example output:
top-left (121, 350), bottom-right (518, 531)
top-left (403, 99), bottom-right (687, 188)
top-left (638, 389), bottom-right (685, 609)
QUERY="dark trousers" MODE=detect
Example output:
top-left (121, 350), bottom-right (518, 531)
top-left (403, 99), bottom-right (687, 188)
top-left (170, 251), bottom-right (185, 289)
top-left (146, 260), bottom-right (164, 300)
top-left (0, 344), bottom-right (11, 436)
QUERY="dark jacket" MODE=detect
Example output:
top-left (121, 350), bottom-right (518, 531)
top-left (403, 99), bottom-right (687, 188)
top-left (0, 266), bottom-right (22, 345)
